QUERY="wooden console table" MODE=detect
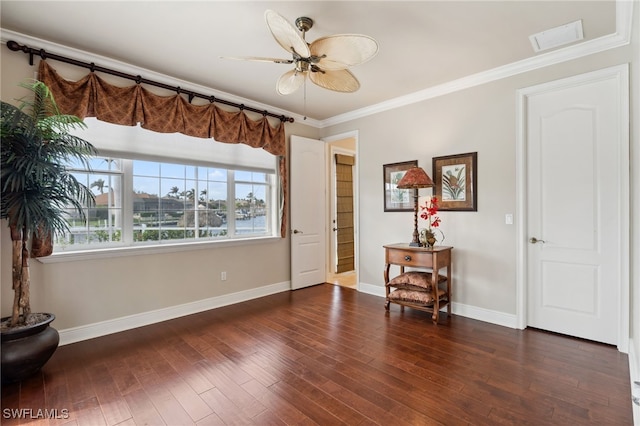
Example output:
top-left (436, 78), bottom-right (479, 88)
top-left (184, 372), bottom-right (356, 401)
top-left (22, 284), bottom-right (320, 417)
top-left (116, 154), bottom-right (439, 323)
top-left (384, 243), bottom-right (453, 322)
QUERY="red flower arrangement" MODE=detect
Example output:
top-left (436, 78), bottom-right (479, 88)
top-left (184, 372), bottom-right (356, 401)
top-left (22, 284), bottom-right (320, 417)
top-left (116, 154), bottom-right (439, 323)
top-left (420, 196), bottom-right (441, 231)
top-left (419, 196), bottom-right (444, 247)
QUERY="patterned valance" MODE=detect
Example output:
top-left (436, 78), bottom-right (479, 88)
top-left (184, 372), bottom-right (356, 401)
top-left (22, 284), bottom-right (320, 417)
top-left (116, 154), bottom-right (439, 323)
top-left (38, 61), bottom-right (285, 156)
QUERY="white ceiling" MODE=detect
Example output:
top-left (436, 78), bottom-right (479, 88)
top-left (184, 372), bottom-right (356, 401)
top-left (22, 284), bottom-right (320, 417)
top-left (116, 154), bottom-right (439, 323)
top-left (0, 1), bottom-right (619, 124)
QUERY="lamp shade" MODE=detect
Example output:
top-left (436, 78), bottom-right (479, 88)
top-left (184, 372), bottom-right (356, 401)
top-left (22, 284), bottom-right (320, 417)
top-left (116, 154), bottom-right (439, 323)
top-left (396, 166), bottom-right (434, 189)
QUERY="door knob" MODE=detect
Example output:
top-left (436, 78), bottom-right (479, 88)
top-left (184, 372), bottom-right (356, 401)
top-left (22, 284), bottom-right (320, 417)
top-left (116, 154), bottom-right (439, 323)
top-left (292, 229), bottom-right (303, 234)
top-left (529, 237), bottom-right (546, 244)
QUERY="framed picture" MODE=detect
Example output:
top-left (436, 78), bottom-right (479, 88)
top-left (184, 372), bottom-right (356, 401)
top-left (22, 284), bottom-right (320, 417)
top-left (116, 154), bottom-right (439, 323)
top-left (383, 160), bottom-right (418, 212)
top-left (432, 152), bottom-right (477, 211)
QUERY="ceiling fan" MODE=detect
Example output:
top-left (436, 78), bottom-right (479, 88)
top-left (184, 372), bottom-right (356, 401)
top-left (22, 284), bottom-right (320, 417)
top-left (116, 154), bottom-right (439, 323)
top-left (223, 10), bottom-right (379, 95)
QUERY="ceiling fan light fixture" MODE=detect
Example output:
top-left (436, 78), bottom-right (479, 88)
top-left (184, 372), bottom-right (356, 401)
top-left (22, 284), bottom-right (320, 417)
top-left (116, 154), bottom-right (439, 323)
top-left (295, 60), bottom-right (310, 73)
top-left (224, 10), bottom-right (378, 97)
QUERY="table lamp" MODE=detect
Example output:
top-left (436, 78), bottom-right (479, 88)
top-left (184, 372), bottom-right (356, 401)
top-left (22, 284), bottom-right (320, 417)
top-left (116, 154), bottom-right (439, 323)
top-left (396, 166), bottom-right (434, 246)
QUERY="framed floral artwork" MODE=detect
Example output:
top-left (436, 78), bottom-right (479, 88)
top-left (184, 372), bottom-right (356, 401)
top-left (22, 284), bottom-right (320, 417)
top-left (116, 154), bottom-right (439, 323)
top-left (432, 152), bottom-right (477, 211)
top-left (383, 160), bottom-right (417, 212)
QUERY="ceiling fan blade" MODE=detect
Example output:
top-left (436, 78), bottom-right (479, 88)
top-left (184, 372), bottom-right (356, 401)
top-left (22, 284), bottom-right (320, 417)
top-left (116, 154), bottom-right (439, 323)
top-left (277, 69), bottom-right (306, 95)
top-left (265, 10), bottom-right (310, 58)
top-left (310, 35), bottom-right (378, 71)
top-left (220, 56), bottom-right (293, 64)
top-left (309, 69), bottom-right (360, 93)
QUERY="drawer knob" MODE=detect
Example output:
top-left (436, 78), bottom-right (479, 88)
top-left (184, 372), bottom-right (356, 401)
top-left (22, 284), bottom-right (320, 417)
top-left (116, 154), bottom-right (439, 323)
top-left (404, 255), bottom-right (412, 261)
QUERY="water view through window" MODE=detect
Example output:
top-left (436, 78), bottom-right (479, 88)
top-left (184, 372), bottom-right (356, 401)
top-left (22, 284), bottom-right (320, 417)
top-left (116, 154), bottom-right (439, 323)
top-left (57, 156), bottom-right (274, 251)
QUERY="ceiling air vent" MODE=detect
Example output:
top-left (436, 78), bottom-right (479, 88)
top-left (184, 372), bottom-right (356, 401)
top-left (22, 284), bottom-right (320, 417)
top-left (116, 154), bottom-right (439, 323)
top-left (529, 20), bottom-right (584, 52)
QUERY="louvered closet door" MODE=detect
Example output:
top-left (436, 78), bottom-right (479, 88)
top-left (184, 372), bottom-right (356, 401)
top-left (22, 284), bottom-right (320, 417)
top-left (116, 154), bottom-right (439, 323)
top-left (335, 154), bottom-right (355, 273)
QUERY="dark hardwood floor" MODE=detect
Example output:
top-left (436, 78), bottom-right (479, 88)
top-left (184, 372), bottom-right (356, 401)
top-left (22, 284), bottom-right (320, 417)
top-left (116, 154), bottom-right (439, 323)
top-left (2, 284), bottom-right (633, 425)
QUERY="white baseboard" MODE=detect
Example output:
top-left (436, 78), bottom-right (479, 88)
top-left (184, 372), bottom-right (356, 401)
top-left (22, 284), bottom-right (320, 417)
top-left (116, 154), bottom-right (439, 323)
top-left (358, 282), bottom-right (518, 328)
top-left (451, 301), bottom-right (518, 328)
top-left (358, 282), bottom-right (387, 298)
top-left (58, 281), bottom-right (290, 345)
top-left (61, 281), bottom-right (515, 345)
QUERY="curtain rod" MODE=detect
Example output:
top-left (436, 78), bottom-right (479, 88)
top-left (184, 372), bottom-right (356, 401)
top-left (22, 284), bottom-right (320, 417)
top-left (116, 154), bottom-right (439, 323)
top-left (6, 40), bottom-right (294, 123)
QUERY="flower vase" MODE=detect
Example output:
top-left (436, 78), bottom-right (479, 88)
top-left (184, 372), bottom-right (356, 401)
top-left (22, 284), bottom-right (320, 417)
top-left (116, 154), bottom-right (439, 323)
top-left (425, 231), bottom-right (437, 248)
top-left (419, 228), bottom-right (437, 248)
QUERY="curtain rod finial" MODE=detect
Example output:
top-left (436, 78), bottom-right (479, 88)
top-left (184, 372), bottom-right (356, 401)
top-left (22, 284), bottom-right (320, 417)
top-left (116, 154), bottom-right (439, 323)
top-left (7, 40), bottom-right (22, 52)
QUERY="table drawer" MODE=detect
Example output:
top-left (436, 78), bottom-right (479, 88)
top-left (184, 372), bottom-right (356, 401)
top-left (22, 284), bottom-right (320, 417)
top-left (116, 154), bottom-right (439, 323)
top-left (386, 248), bottom-right (433, 268)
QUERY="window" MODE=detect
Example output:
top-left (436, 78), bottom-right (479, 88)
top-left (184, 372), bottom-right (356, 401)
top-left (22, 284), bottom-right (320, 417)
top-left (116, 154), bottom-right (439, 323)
top-left (56, 119), bottom-right (279, 253)
top-left (60, 157), bottom-right (124, 248)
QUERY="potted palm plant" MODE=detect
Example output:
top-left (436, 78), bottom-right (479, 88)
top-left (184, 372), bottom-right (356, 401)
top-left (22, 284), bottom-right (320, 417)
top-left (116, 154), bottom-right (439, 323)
top-left (1, 80), bottom-right (95, 383)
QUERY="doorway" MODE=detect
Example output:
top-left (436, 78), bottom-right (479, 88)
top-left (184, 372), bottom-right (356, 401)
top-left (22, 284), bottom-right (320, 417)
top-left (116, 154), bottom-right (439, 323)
top-left (326, 133), bottom-right (358, 289)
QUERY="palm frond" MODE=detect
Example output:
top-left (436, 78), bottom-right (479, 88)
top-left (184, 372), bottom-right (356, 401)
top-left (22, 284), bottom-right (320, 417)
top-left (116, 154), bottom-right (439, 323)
top-left (1, 80), bottom-right (96, 238)
top-left (17, 80), bottom-right (60, 122)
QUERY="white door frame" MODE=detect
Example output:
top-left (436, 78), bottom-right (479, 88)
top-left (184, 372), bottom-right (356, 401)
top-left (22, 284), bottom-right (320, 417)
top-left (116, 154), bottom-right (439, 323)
top-left (323, 131), bottom-right (359, 285)
top-left (515, 64), bottom-right (630, 352)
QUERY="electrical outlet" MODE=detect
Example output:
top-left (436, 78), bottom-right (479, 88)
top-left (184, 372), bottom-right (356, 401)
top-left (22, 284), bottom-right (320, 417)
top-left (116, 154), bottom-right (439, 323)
top-left (221, 271), bottom-right (227, 281)
top-left (505, 214), bottom-right (513, 225)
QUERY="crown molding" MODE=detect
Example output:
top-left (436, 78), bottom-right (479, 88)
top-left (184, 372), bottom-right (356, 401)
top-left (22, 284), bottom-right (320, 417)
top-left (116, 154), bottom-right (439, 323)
top-left (320, 0), bottom-right (634, 128)
top-left (2, 0), bottom-right (632, 130)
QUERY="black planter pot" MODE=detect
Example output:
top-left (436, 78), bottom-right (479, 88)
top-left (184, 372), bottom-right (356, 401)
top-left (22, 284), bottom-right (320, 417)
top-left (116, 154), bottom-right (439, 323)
top-left (1, 313), bottom-right (59, 383)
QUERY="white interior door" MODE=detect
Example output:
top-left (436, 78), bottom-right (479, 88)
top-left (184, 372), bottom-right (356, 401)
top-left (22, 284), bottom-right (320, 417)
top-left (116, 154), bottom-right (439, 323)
top-left (524, 66), bottom-right (629, 346)
top-left (290, 135), bottom-right (326, 290)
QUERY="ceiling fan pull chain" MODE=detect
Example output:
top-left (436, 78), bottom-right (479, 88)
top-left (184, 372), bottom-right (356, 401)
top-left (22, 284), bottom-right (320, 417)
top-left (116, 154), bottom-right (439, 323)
top-left (303, 79), bottom-right (307, 120)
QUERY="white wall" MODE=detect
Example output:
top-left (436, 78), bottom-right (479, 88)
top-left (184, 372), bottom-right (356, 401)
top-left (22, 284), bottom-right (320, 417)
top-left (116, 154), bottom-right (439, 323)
top-left (325, 79), bottom-right (519, 317)
top-left (322, 27), bottom-right (639, 334)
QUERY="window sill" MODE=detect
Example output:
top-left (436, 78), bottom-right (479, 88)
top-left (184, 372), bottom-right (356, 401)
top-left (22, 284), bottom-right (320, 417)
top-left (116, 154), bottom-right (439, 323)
top-left (37, 236), bottom-right (282, 263)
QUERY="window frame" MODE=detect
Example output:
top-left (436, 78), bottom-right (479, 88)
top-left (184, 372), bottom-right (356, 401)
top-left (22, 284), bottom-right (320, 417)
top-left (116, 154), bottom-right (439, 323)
top-left (45, 150), bottom-right (280, 263)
